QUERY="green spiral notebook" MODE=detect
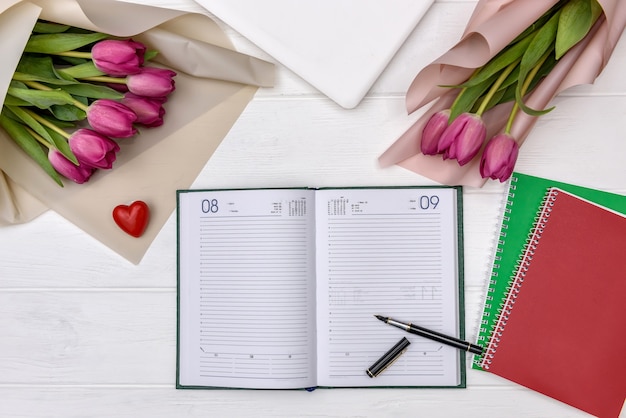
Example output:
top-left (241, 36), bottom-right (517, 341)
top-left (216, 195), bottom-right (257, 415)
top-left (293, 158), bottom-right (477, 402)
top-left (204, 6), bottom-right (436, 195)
top-left (473, 172), bottom-right (626, 369)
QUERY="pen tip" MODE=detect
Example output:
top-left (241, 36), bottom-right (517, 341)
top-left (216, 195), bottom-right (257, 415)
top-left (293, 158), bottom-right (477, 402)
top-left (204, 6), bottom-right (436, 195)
top-left (374, 314), bottom-right (386, 322)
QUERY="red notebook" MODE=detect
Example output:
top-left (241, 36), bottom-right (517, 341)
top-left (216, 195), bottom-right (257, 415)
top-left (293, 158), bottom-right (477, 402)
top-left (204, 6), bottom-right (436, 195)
top-left (480, 188), bottom-right (626, 417)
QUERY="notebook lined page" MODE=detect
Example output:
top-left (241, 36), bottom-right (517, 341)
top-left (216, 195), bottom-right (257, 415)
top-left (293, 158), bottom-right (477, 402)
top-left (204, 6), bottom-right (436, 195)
top-left (314, 188), bottom-right (461, 387)
top-left (178, 189), bottom-right (317, 389)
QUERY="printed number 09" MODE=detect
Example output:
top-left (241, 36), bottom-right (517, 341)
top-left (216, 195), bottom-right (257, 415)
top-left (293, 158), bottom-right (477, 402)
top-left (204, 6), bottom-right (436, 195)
top-left (419, 195), bottom-right (439, 210)
top-left (201, 199), bottom-right (219, 213)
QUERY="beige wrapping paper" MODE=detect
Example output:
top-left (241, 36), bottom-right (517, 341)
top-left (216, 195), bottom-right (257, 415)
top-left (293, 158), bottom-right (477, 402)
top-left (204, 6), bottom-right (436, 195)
top-left (379, 0), bottom-right (626, 187)
top-left (0, 0), bottom-right (274, 263)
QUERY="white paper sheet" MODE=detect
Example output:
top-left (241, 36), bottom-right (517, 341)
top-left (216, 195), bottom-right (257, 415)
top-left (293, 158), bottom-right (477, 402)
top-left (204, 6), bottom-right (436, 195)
top-left (194, 0), bottom-right (434, 108)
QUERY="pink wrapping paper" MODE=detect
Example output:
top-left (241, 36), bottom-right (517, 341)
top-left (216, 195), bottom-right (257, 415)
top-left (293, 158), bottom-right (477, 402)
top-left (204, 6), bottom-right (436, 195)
top-left (379, 0), bottom-right (626, 187)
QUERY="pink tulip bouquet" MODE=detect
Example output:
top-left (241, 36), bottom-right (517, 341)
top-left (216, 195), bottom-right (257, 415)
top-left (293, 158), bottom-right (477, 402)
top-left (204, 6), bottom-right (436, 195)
top-left (380, 0), bottom-right (626, 186)
top-left (1, 20), bottom-right (176, 186)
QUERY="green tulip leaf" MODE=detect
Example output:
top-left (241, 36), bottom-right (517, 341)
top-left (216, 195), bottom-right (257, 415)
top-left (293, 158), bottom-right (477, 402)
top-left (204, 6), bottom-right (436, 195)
top-left (509, 2), bottom-right (562, 45)
top-left (61, 82), bottom-right (124, 100)
top-left (56, 56), bottom-right (89, 66)
top-left (514, 10), bottom-right (560, 115)
top-left (8, 80), bottom-right (27, 89)
top-left (513, 100), bottom-right (553, 117)
top-left (45, 126), bottom-right (78, 165)
top-left (49, 104), bottom-right (86, 122)
top-left (518, 10), bottom-right (559, 91)
top-left (33, 21), bottom-right (71, 34)
top-left (58, 61), bottom-right (105, 79)
top-left (449, 74), bottom-right (496, 121)
top-left (0, 113), bottom-right (63, 186)
top-left (495, 84), bottom-right (518, 108)
top-left (7, 85), bottom-right (76, 109)
top-left (517, 97), bottom-right (555, 117)
top-left (471, 89), bottom-right (506, 114)
top-left (24, 32), bottom-right (108, 54)
top-left (14, 55), bottom-right (76, 85)
top-left (458, 35), bottom-right (532, 89)
top-left (490, 50), bottom-right (555, 113)
top-left (1, 96), bottom-right (31, 106)
top-left (473, 66), bottom-right (521, 112)
top-left (499, 65), bottom-right (522, 91)
top-left (555, 0), bottom-right (603, 59)
top-left (6, 105), bottom-right (55, 145)
top-left (12, 71), bottom-right (75, 85)
top-left (38, 114), bottom-right (75, 129)
top-left (144, 50), bottom-right (159, 61)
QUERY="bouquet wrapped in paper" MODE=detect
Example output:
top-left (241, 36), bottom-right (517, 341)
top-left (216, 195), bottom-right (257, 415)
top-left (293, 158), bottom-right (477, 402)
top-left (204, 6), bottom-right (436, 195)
top-left (379, 0), bottom-right (626, 187)
top-left (0, 0), bottom-right (274, 263)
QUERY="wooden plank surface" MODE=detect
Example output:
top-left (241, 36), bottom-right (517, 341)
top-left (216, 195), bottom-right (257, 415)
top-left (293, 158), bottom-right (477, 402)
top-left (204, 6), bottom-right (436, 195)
top-left (0, 0), bottom-right (624, 416)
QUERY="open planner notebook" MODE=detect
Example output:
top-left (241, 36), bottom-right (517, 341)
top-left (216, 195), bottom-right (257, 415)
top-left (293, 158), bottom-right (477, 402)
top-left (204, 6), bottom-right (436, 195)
top-left (475, 172), bottom-right (626, 417)
top-left (177, 186), bottom-right (465, 389)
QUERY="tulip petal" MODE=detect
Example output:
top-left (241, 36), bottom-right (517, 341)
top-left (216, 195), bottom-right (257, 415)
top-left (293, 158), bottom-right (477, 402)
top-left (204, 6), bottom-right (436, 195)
top-left (69, 128), bottom-right (120, 170)
top-left (421, 110), bottom-right (450, 155)
top-left (92, 39), bottom-right (146, 76)
top-left (126, 67), bottom-right (176, 98)
top-left (439, 113), bottom-right (486, 165)
top-left (479, 134), bottom-right (519, 182)
top-left (87, 99), bottom-right (137, 138)
top-left (48, 149), bottom-right (95, 184)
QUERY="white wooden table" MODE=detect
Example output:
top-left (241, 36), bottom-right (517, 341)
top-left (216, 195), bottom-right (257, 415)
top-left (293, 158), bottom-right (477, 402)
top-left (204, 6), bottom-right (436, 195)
top-left (1, 1), bottom-right (624, 416)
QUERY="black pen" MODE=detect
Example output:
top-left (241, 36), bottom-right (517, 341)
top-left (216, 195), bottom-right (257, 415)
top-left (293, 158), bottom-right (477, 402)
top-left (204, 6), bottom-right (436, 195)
top-left (375, 315), bottom-right (483, 356)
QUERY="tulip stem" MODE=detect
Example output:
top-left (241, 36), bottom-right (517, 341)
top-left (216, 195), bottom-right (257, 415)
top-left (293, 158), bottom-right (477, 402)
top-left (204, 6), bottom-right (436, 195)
top-left (55, 51), bottom-right (92, 59)
top-left (24, 125), bottom-right (54, 149)
top-left (448, 68), bottom-right (481, 121)
top-left (476, 59), bottom-right (519, 116)
top-left (23, 81), bottom-right (89, 112)
top-left (80, 76), bottom-right (127, 85)
top-left (23, 108), bottom-right (70, 140)
top-left (505, 50), bottom-right (551, 133)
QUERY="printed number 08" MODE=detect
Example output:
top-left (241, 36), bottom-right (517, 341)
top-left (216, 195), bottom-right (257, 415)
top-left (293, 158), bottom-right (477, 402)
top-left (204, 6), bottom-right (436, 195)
top-left (419, 195), bottom-right (439, 210)
top-left (201, 199), bottom-right (219, 213)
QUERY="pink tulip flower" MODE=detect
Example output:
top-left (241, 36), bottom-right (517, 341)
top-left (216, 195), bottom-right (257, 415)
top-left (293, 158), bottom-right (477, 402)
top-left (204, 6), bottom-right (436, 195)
top-left (121, 93), bottom-right (166, 127)
top-left (87, 99), bottom-right (137, 138)
top-left (68, 128), bottom-right (120, 169)
top-left (48, 149), bottom-right (95, 184)
top-left (438, 113), bottom-right (486, 165)
top-left (480, 133), bottom-right (519, 182)
top-left (91, 39), bottom-right (146, 76)
top-left (420, 110), bottom-right (450, 155)
top-left (126, 67), bottom-right (176, 98)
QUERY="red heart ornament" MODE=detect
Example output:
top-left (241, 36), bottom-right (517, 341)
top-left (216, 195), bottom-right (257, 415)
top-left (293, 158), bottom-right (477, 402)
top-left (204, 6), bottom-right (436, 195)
top-left (112, 201), bottom-right (150, 238)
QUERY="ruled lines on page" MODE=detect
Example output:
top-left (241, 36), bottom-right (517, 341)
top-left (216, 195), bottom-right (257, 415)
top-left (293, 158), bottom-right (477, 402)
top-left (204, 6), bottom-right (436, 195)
top-left (178, 189), bottom-right (317, 389)
top-left (315, 188), bottom-right (460, 387)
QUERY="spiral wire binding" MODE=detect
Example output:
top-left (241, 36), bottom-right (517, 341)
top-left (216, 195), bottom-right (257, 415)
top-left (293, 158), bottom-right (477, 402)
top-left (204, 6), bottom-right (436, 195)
top-left (480, 188), bottom-right (559, 370)
top-left (471, 175), bottom-right (518, 368)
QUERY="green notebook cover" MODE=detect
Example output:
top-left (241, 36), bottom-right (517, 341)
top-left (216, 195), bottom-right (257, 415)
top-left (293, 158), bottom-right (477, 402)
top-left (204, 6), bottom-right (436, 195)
top-left (473, 172), bottom-right (626, 369)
